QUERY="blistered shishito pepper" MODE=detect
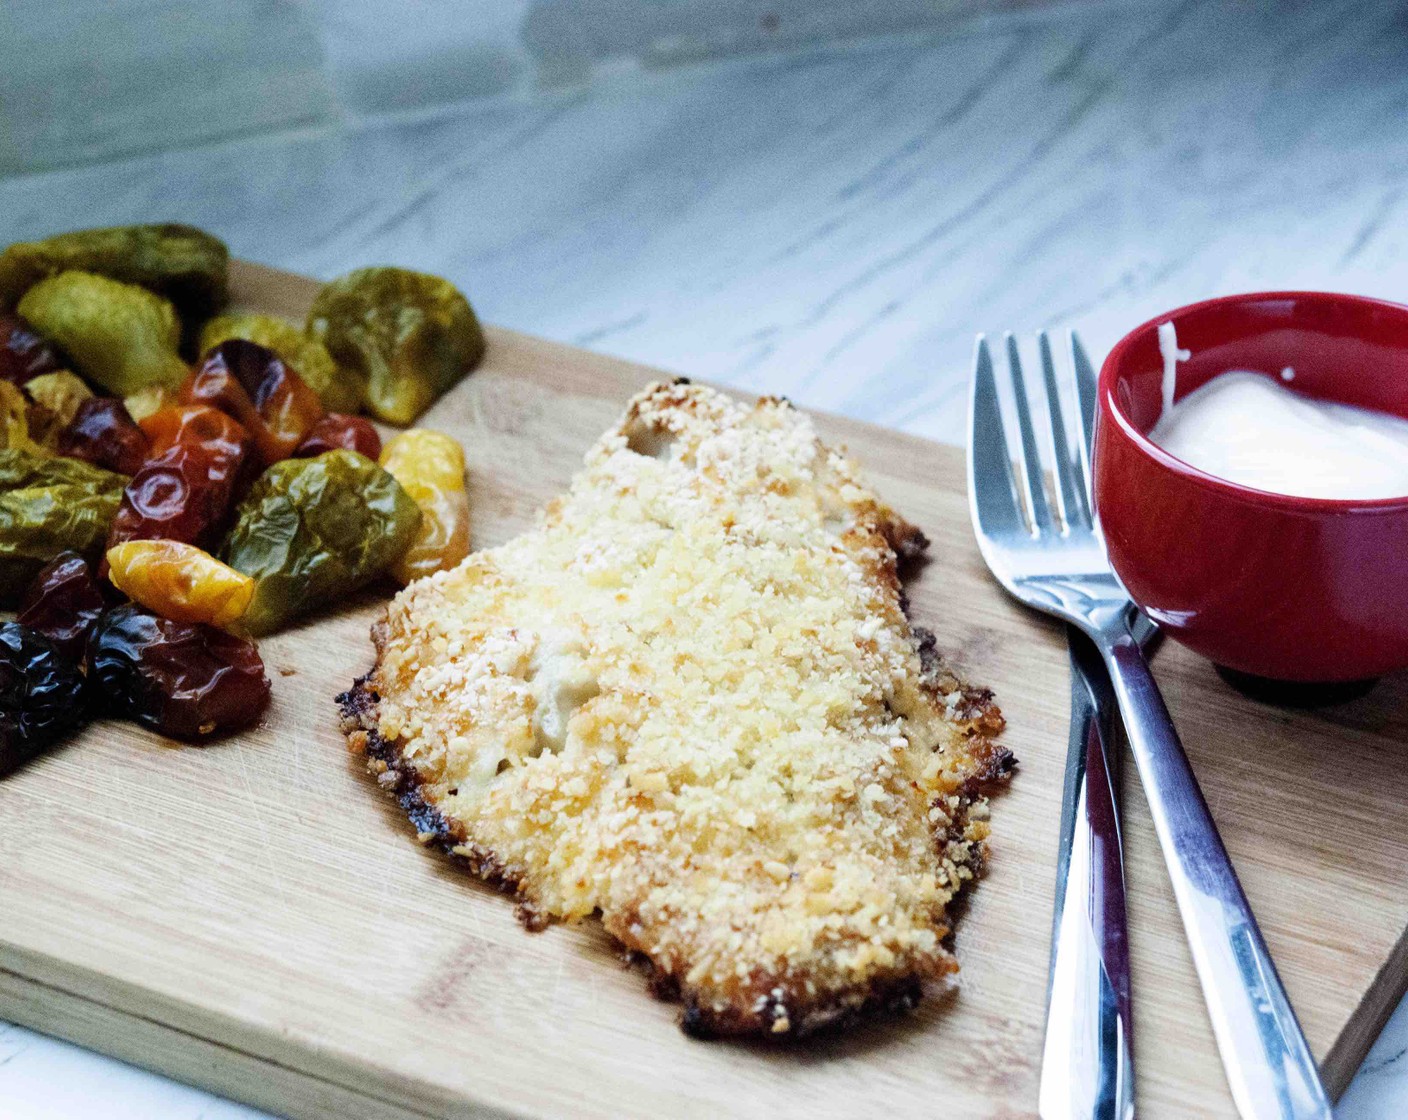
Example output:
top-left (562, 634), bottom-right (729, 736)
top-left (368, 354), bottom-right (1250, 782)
top-left (293, 413), bottom-right (381, 460)
top-left (123, 383), bottom-right (172, 424)
top-left (106, 540), bottom-right (254, 630)
top-left (0, 314), bottom-right (63, 385)
top-left (379, 428), bottom-right (470, 585)
top-left (108, 406), bottom-right (254, 558)
top-left (307, 266), bottom-right (484, 425)
top-left (222, 450), bottom-right (420, 635)
top-left (0, 449), bottom-right (127, 601)
top-left (57, 397), bottom-right (151, 475)
top-left (0, 223), bottom-right (228, 321)
top-left (17, 271), bottom-right (189, 396)
top-left (198, 312), bottom-right (361, 414)
top-left (183, 340), bottom-right (324, 466)
top-left (0, 381), bottom-right (44, 455)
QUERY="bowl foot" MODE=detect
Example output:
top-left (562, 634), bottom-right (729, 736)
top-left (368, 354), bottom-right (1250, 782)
top-left (1214, 665), bottom-right (1378, 708)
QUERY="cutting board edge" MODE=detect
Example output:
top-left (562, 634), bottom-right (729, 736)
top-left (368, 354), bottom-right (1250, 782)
top-left (1324, 919), bottom-right (1408, 1096)
top-left (0, 958), bottom-right (517, 1120)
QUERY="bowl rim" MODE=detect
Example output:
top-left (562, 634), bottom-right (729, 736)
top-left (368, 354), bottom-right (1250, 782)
top-left (1098, 289), bottom-right (1408, 513)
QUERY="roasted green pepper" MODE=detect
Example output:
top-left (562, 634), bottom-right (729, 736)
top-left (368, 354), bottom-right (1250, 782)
top-left (18, 271), bottom-right (189, 396)
top-left (24, 371), bottom-right (93, 435)
top-left (0, 223), bottom-right (228, 320)
top-left (0, 449), bottom-right (127, 600)
top-left (199, 312), bottom-right (362, 413)
top-left (0, 381), bottom-right (44, 455)
top-left (222, 450), bottom-right (420, 635)
top-left (307, 266), bottom-right (484, 425)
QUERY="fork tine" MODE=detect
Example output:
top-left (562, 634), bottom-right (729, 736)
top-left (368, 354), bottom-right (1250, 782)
top-left (1004, 333), bottom-right (1053, 534)
top-left (1039, 331), bottom-right (1092, 529)
top-left (1070, 331), bottom-right (1098, 509)
top-left (968, 336), bottom-right (1025, 538)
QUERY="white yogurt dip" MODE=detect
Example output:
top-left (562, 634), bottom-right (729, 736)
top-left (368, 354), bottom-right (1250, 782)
top-left (1148, 324), bottom-right (1408, 499)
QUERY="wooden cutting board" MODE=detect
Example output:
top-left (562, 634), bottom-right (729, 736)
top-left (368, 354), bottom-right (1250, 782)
top-left (1, 261), bottom-right (1404, 1120)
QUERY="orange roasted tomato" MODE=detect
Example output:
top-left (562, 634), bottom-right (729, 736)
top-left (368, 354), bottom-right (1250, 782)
top-left (182, 340), bottom-right (324, 466)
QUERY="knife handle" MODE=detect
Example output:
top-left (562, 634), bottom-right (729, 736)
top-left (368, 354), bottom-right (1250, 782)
top-left (1040, 626), bottom-right (1135, 1120)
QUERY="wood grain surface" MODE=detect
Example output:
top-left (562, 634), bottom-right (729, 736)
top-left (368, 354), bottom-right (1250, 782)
top-left (0, 262), bottom-right (1404, 1119)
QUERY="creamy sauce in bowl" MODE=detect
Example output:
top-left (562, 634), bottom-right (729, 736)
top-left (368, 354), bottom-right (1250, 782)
top-left (1148, 323), bottom-right (1408, 500)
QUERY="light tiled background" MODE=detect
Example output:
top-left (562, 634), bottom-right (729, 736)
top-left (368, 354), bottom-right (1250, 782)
top-left (1, 1), bottom-right (1406, 1115)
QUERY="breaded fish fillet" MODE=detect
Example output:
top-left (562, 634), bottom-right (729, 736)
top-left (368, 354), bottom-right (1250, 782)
top-left (339, 381), bottom-right (1010, 1037)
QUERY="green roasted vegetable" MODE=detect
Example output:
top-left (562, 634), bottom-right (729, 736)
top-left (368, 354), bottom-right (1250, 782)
top-left (0, 223), bottom-right (228, 320)
top-left (222, 450), bottom-right (420, 635)
top-left (307, 266), bottom-right (484, 425)
top-left (0, 449), bottom-right (127, 600)
top-left (199, 312), bottom-right (363, 413)
top-left (18, 271), bottom-right (189, 396)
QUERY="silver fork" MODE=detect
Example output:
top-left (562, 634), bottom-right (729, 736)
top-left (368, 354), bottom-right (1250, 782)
top-left (969, 332), bottom-right (1333, 1120)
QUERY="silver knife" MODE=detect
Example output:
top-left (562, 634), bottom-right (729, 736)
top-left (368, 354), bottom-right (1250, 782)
top-left (1040, 613), bottom-right (1157, 1120)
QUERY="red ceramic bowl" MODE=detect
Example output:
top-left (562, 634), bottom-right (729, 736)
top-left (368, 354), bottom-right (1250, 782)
top-left (1093, 291), bottom-right (1408, 683)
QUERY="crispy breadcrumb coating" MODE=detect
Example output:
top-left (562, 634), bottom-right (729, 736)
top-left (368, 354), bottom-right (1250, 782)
top-left (339, 381), bottom-right (1010, 1037)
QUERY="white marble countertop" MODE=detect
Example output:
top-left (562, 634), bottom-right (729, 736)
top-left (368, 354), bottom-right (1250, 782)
top-left (2, 0), bottom-right (1407, 1115)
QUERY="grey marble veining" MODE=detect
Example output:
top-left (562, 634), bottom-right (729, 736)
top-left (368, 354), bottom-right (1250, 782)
top-left (1, 1), bottom-right (1407, 1116)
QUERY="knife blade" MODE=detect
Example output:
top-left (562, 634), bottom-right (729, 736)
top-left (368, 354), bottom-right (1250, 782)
top-left (1039, 614), bottom-right (1156, 1120)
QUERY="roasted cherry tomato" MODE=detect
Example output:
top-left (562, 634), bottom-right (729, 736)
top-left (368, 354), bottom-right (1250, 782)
top-left (87, 603), bottom-right (269, 740)
top-left (141, 402), bottom-right (249, 458)
top-left (379, 428), bottom-right (470, 585)
top-left (106, 540), bottom-right (253, 630)
top-left (106, 407), bottom-right (253, 564)
top-left (184, 340), bottom-right (325, 466)
top-left (293, 413), bottom-right (381, 459)
top-left (198, 312), bottom-right (359, 413)
top-left (0, 621), bottom-right (89, 774)
top-left (106, 446), bottom-right (243, 561)
top-left (0, 314), bottom-right (63, 385)
top-left (57, 397), bottom-right (150, 475)
top-left (16, 551), bottom-right (106, 662)
top-left (138, 403), bottom-right (259, 498)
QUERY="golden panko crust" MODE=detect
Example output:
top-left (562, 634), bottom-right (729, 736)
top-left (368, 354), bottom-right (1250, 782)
top-left (338, 380), bottom-right (1011, 1038)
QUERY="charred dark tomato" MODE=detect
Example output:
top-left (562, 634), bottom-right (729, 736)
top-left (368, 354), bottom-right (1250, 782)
top-left (57, 397), bottom-right (151, 475)
top-left (186, 340), bottom-right (324, 465)
top-left (0, 314), bottom-right (63, 385)
top-left (0, 621), bottom-right (89, 774)
top-left (87, 604), bottom-right (270, 740)
top-left (107, 406), bottom-right (255, 565)
top-left (106, 444), bottom-right (240, 557)
top-left (293, 413), bottom-right (381, 459)
top-left (16, 551), bottom-right (106, 662)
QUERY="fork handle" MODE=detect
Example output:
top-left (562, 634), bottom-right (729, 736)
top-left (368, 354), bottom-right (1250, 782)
top-left (1096, 624), bottom-right (1333, 1120)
